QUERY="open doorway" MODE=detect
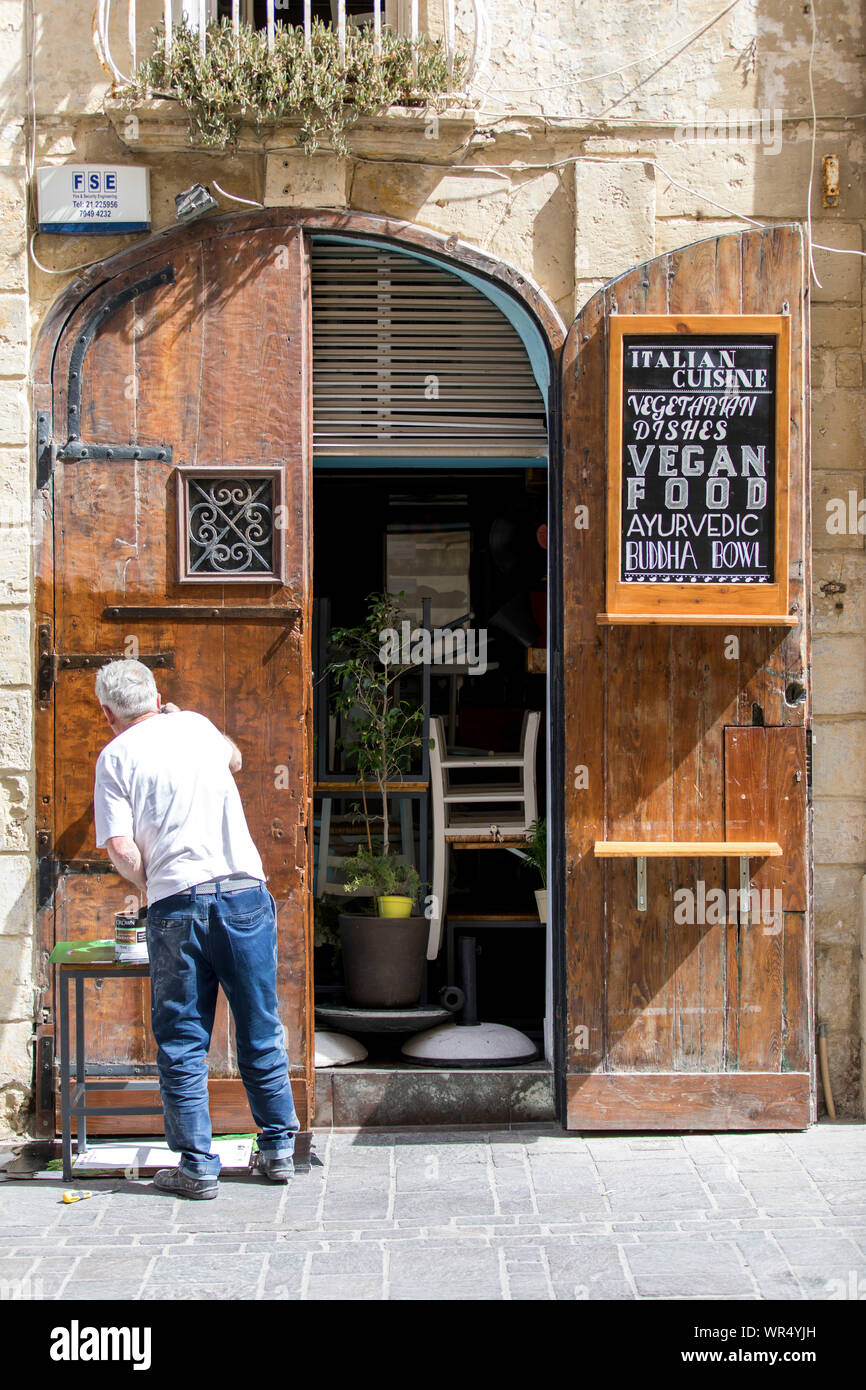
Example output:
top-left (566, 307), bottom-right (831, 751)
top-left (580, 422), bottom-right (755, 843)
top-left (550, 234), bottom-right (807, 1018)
top-left (308, 238), bottom-right (553, 1121)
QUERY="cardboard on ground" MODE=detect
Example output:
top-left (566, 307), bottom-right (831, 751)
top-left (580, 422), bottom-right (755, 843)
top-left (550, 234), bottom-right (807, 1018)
top-left (62, 1137), bottom-right (254, 1173)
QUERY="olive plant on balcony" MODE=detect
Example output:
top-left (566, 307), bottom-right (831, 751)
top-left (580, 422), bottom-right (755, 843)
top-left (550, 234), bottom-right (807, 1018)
top-left (126, 17), bottom-right (465, 154)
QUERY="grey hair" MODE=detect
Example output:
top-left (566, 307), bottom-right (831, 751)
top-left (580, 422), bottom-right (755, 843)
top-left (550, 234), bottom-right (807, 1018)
top-left (94, 659), bottom-right (158, 720)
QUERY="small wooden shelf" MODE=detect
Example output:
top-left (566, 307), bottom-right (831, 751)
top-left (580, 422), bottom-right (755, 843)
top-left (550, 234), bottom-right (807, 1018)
top-left (596, 614), bottom-right (798, 627)
top-left (594, 840), bottom-right (782, 912)
top-left (594, 841), bottom-right (782, 857)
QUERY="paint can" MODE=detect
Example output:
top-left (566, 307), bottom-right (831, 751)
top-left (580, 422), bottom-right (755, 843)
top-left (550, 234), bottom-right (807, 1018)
top-left (115, 908), bottom-right (148, 964)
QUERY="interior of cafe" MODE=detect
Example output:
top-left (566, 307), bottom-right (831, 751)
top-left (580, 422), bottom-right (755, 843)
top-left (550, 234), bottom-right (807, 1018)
top-left (307, 236), bottom-right (553, 1079)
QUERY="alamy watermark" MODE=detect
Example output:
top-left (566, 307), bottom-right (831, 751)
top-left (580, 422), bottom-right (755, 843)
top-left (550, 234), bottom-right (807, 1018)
top-left (674, 107), bottom-right (783, 156)
top-left (826, 492), bottom-right (866, 535)
top-left (49, 1320), bottom-right (151, 1370)
top-left (674, 880), bottom-right (783, 934)
top-left (824, 1270), bottom-right (866, 1300)
top-left (379, 621), bottom-right (488, 677)
top-left (0, 1275), bottom-right (44, 1300)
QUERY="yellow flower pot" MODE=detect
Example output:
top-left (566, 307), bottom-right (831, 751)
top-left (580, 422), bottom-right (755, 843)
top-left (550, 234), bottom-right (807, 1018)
top-left (377, 895), bottom-right (413, 918)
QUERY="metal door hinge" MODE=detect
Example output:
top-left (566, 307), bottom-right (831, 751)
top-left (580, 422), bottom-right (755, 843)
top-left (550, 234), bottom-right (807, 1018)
top-left (36, 415), bottom-right (172, 482)
top-left (104, 605), bottom-right (301, 624)
top-left (56, 442), bottom-right (173, 463)
top-left (38, 631), bottom-right (174, 702)
top-left (56, 859), bottom-right (118, 875)
top-left (35, 1033), bottom-right (55, 1117)
top-left (35, 411), bottom-right (55, 489)
top-left (38, 266), bottom-right (176, 486)
top-left (37, 625), bottom-right (53, 702)
top-left (37, 831), bottom-right (56, 909)
top-left (38, 843), bottom-right (118, 909)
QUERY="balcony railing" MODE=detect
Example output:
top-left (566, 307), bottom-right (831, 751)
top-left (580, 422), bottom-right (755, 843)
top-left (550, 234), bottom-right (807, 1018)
top-left (93, 0), bottom-right (489, 94)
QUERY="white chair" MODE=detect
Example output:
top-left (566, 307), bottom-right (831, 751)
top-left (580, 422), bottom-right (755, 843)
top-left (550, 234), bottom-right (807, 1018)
top-left (426, 711), bottom-right (541, 959)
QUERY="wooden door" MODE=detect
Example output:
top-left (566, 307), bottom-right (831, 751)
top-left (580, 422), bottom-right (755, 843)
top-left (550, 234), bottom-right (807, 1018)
top-left (34, 225), bottom-right (314, 1134)
top-left (559, 225), bottom-right (813, 1129)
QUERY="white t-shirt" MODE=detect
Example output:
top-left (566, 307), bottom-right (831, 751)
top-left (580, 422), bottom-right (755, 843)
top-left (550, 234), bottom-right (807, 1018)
top-left (94, 710), bottom-right (265, 905)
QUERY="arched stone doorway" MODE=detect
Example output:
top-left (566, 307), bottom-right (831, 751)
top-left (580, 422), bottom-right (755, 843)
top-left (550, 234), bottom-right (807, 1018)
top-left (32, 214), bottom-right (812, 1135)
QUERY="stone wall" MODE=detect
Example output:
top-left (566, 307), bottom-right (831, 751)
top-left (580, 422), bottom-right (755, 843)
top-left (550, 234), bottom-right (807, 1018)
top-left (1, 0), bottom-right (864, 1127)
top-left (0, 0), bottom-right (33, 1133)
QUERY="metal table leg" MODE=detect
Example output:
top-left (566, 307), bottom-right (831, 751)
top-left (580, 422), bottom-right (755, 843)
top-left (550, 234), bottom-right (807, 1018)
top-left (420, 794), bottom-right (428, 897)
top-left (316, 797), bottom-right (332, 897)
top-left (420, 794), bottom-right (430, 1002)
top-left (58, 970), bottom-right (71, 1182)
top-left (398, 797), bottom-right (415, 868)
top-left (75, 974), bottom-right (86, 1159)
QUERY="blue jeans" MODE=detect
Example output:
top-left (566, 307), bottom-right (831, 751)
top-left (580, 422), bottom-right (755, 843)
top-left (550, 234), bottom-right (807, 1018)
top-left (146, 882), bottom-right (299, 1179)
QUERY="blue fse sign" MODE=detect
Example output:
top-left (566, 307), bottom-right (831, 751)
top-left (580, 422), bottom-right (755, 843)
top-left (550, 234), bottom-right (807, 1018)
top-left (37, 165), bottom-right (150, 235)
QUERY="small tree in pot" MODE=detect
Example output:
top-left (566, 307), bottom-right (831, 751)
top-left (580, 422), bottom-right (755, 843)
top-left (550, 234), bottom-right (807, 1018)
top-left (326, 593), bottom-right (429, 1006)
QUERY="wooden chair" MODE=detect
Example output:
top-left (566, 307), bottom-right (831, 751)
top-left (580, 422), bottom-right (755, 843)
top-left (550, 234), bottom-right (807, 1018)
top-left (426, 711), bottom-right (541, 958)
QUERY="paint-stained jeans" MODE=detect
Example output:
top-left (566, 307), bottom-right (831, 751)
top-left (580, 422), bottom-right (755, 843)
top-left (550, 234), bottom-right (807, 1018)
top-left (146, 882), bottom-right (299, 1179)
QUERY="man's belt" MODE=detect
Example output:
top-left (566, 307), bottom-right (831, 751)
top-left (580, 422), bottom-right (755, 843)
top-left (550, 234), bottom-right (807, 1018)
top-left (190, 875), bottom-right (264, 896)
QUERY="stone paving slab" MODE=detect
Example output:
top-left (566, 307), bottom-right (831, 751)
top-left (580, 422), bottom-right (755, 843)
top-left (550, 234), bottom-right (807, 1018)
top-left (0, 1123), bottom-right (865, 1300)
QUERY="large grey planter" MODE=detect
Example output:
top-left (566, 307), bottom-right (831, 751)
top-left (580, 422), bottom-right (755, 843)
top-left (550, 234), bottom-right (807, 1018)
top-left (338, 914), bottom-right (429, 1007)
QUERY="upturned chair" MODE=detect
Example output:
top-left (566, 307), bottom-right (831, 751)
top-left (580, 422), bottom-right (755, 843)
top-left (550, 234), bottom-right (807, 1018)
top-left (426, 711), bottom-right (541, 958)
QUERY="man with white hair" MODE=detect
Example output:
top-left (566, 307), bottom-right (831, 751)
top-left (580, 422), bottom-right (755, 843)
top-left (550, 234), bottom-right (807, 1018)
top-left (92, 658), bottom-right (298, 1199)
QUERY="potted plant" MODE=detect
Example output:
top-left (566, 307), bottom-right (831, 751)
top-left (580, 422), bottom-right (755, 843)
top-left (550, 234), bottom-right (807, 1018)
top-left (326, 593), bottom-right (429, 1007)
top-left (523, 817), bottom-right (547, 924)
top-left (342, 846), bottom-right (423, 920)
top-left (313, 895), bottom-right (342, 990)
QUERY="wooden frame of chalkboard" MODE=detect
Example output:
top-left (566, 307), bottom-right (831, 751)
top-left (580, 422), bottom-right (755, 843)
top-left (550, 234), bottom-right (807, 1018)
top-left (600, 314), bottom-right (794, 625)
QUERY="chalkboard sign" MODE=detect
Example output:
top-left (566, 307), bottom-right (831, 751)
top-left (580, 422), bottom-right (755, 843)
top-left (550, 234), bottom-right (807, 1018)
top-left (603, 315), bottom-right (792, 624)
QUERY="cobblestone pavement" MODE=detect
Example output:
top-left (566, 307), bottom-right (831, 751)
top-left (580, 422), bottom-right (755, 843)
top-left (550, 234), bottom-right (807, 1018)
top-left (1, 1123), bottom-right (865, 1301)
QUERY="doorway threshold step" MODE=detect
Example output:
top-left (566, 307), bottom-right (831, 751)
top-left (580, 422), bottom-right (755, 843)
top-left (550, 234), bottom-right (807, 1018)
top-left (314, 1063), bottom-right (554, 1128)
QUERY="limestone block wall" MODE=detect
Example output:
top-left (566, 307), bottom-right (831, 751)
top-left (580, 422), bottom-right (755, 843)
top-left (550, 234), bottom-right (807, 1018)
top-left (0, 0), bottom-right (33, 1134)
top-left (811, 225), bottom-right (866, 1117)
top-left (0, 0), bottom-right (864, 1128)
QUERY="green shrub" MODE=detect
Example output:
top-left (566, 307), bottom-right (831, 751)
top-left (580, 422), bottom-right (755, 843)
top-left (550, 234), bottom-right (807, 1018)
top-left (341, 846), bottom-right (422, 905)
top-left (126, 17), bottom-right (464, 154)
top-left (523, 817), bottom-right (547, 888)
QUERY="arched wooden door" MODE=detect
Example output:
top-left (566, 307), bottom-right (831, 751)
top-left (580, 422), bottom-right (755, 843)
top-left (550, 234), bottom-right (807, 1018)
top-left (34, 224), bottom-right (314, 1134)
top-left (558, 224), bottom-right (813, 1129)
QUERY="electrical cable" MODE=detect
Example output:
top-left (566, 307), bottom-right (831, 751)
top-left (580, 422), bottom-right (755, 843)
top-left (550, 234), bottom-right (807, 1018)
top-left (342, 147), bottom-right (862, 264)
top-left (24, 1), bottom-right (865, 278)
top-left (348, 149), bottom-right (770, 230)
top-left (211, 180), bottom-right (264, 206)
top-left (472, 0), bottom-right (743, 100)
top-left (813, 242), bottom-right (866, 257)
top-left (28, 232), bottom-right (115, 276)
top-left (26, 0), bottom-right (36, 183)
top-left (465, 110), bottom-right (866, 129)
top-left (32, 152), bottom-right (863, 280)
top-left (805, 0), bottom-right (823, 288)
top-left (28, 183), bottom-right (264, 276)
